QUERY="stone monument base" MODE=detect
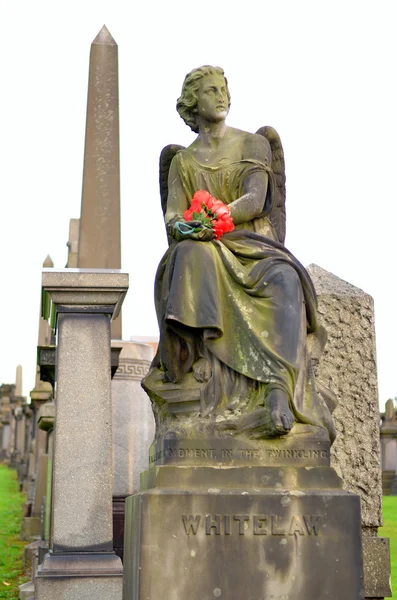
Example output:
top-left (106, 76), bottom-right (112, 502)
top-left (123, 465), bottom-right (364, 599)
top-left (36, 552), bottom-right (123, 600)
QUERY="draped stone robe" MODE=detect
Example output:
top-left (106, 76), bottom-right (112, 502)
top-left (145, 150), bottom-right (334, 440)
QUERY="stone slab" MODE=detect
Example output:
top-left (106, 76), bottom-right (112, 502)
top-left (362, 536), bottom-right (392, 598)
top-left (42, 269), bottom-right (128, 320)
top-left (308, 265), bottom-right (383, 528)
top-left (42, 268), bottom-right (128, 291)
top-left (123, 484), bottom-right (364, 599)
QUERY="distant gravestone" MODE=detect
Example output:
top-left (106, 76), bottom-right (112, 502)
top-left (380, 398), bottom-right (397, 497)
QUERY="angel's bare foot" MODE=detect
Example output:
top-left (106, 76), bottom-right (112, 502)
top-left (267, 389), bottom-right (294, 435)
top-left (193, 357), bottom-right (212, 382)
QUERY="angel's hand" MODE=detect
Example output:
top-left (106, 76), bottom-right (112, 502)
top-left (167, 218), bottom-right (215, 242)
top-left (189, 226), bottom-right (216, 242)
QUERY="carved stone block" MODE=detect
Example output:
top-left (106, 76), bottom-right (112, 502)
top-left (123, 466), bottom-right (364, 599)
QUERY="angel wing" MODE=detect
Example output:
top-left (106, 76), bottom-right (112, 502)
top-left (256, 126), bottom-right (286, 244)
top-left (159, 144), bottom-right (185, 216)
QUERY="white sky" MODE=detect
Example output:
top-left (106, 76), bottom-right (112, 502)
top-left (0, 1), bottom-right (396, 410)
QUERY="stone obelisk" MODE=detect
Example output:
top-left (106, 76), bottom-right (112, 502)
top-left (15, 365), bottom-right (23, 397)
top-left (77, 25), bottom-right (122, 339)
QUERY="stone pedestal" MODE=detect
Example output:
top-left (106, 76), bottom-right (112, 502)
top-left (36, 268), bottom-right (128, 600)
top-left (123, 432), bottom-right (364, 599)
top-left (124, 463), bottom-right (364, 599)
top-left (111, 341), bottom-right (154, 560)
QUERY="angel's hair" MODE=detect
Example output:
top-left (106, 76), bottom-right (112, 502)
top-left (177, 65), bottom-right (231, 133)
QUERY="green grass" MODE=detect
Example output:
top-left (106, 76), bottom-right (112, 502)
top-left (380, 496), bottom-right (397, 598)
top-left (0, 465), bottom-right (28, 599)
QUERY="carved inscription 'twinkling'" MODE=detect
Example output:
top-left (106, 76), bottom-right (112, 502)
top-left (150, 446), bottom-right (329, 464)
top-left (182, 514), bottom-right (322, 536)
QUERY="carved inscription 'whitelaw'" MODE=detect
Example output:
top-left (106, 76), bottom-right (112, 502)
top-left (182, 514), bottom-right (322, 536)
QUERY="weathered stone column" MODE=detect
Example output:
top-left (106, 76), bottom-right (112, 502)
top-left (308, 264), bottom-right (392, 600)
top-left (36, 269), bottom-right (128, 600)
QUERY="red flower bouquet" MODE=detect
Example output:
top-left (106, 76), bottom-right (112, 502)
top-left (184, 190), bottom-right (235, 240)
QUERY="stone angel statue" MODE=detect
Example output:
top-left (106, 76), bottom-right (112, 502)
top-left (143, 65), bottom-right (335, 444)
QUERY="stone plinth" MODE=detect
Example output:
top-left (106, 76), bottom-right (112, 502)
top-left (36, 268), bottom-right (128, 600)
top-left (123, 465), bottom-right (364, 599)
top-left (307, 264), bottom-right (391, 598)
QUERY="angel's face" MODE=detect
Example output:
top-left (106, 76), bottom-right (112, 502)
top-left (196, 74), bottom-right (229, 124)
